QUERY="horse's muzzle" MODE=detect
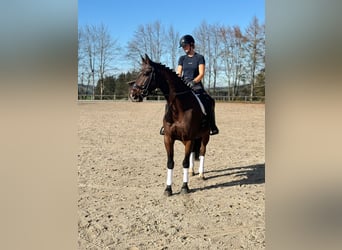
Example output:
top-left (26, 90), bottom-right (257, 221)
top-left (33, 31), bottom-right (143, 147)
top-left (129, 87), bottom-right (144, 102)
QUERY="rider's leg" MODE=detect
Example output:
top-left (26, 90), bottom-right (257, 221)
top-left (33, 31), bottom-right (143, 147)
top-left (208, 97), bottom-right (219, 135)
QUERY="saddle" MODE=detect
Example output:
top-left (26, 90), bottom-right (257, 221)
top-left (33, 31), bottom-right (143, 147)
top-left (192, 90), bottom-right (212, 128)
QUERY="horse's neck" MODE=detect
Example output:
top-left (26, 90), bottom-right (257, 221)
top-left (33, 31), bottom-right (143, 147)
top-left (157, 67), bottom-right (190, 102)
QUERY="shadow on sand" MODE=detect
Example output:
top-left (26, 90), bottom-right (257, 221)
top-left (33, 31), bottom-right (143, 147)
top-left (189, 163), bottom-right (265, 193)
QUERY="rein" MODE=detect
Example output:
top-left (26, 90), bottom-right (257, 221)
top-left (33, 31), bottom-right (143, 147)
top-left (163, 89), bottom-right (192, 97)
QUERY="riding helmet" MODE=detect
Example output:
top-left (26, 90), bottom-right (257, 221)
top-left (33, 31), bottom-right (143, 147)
top-left (179, 34), bottom-right (195, 47)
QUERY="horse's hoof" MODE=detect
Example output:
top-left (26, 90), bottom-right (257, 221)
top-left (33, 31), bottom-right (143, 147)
top-left (189, 169), bottom-right (195, 176)
top-left (198, 174), bottom-right (206, 180)
top-left (180, 183), bottom-right (190, 194)
top-left (164, 186), bottom-right (172, 196)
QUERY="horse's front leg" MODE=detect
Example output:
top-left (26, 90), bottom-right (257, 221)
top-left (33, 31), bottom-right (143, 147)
top-left (164, 136), bottom-right (174, 196)
top-left (181, 140), bottom-right (193, 194)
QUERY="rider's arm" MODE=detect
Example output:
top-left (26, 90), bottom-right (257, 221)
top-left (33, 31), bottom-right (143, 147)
top-left (193, 63), bottom-right (205, 83)
top-left (177, 65), bottom-right (183, 77)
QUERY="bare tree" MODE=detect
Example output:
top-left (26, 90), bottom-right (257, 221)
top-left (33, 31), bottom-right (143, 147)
top-left (209, 24), bottom-right (222, 94)
top-left (151, 21), bottom-right (163, 62)
top-left (231, 26), bottom-right (247, 97)
top-left (194, 21), bottom-right (211, 88)
top-left (218, 25), bottom-right (246, 98)
top-left (126, 25), bottom-right (147, 68)
top-left (78, 29), bottom-right (85, 85)
top-left (78, 23), bottom-right (120, 99)
top-left (127, 21), bottom-right (165, 66)
top-left (219, 25), bottom-right (233, 97)
top-left (80, 25), bottom-right (97, 99)
top-left (96, 23), bottom-right (119, 99)
top-left (77, 29), bottom-right (88, 95)
top-left (165, 25), bottom-right (180, 70)
top-left (245, 16), bottom-right (264, 98)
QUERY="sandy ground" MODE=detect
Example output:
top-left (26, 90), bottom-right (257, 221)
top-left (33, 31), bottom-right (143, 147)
top-left (78, 101), bottom-right (265, 249)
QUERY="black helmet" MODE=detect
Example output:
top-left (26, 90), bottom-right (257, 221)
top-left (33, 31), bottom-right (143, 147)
top-left (179, 35), bottom-right (195, 47)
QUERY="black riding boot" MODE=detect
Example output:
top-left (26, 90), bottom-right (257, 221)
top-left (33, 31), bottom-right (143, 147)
top-left (210, 107), bottom-right (219, 135)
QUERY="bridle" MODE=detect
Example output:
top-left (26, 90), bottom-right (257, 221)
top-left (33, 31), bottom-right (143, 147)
top-left (133, 65), bottom-right (193, 99)
top-left (133, 67), bottom-right (155, 97)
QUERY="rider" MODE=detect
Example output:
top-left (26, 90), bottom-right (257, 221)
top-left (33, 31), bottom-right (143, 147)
top-left (160, 34), bottom-right (219, 136)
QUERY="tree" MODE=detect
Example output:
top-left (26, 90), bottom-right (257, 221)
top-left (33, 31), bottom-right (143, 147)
top-left (209, 23), bottom-right (222, 94)
top-left (94, 76), bottom-right (115, 99)
top-left (94, 71), bottom-right (139, 100)
top-left (231, 25), bottom-right (248, 97)
top-left (80, 24), bottom-right (97, 99)
top-left (165, 26), bottom-right (180, 70)
top-left (78, 23), bottom-right (120, 99)
top-left (218, 24), bottom-right (249, 98)
top-left (194, 21), bottom-right (211, 88)
top-left (245, 16), bottom-right (265, 98)
top-left (219, 25), bottom-right (234, 97)
top-left (127, 21), bottom-right (165, 66)
top-left (96, 23), bottom-right (119, 99)
top-left (254, 68), bottom-right (265, 97)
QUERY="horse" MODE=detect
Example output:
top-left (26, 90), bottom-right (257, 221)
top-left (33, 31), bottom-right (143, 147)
top-left (127, 80), bottom-right (143, 102)
top-left (130, 54), bottom-right (211, 196)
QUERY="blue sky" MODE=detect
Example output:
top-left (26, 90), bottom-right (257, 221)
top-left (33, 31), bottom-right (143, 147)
top-left (78, 0), bottom-right (265, 72)
top-left (79, 0), bottom-right (264, 42)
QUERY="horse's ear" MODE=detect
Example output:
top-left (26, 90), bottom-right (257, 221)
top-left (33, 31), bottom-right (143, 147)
top-left (145, 54), bottom-right (151, 63)
top-left (141, 55), bottom-right (145, 63)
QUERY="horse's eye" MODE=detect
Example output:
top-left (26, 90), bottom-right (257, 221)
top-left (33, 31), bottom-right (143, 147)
top-left (144, 70), bottom-right (151, 76)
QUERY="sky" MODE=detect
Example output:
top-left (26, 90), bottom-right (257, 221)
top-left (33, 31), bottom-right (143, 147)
top-left (78, 0), bottom-right (265, 73)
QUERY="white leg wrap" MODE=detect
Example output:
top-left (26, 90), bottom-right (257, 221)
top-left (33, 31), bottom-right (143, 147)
top-left (189, 152), bottom-right (194, 169)
top-left (183, 168), bottom-right (189, 183)
top-left (166, 169), bottom-right (173, 186)
top-left (198, 156), bottom-right (205, 174)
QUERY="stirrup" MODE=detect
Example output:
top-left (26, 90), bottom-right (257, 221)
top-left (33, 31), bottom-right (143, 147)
top-left (159, 127), bottom-right (164, 135)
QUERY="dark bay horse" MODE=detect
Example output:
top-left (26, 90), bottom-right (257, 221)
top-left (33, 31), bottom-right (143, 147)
top-left (130, 54), bottom-right (211, 196)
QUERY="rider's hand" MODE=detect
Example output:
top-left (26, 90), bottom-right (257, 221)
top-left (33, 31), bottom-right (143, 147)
top-left (186, 80), bottom-right (195, 88)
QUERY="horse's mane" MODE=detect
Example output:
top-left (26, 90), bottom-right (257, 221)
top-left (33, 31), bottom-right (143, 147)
top-left (150, 61), bottom-right (192, 91)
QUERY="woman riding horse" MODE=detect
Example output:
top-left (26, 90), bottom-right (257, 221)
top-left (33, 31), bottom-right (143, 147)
top-left (160, 34), bottom-right (219, 136)
top-left (130, 53), bottom-right (216, 196)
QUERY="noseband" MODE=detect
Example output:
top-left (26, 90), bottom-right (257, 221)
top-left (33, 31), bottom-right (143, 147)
top-left (133, 68), bottom-right (155, 97)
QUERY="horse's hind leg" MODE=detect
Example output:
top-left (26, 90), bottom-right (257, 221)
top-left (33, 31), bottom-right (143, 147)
top-left (189, 138), bottom-right (200, 175)
top-left (198, 136), bottom-right (210, 180)
top-left (198, 156), bottom-right (205, 179)
top-left (193, 138), bottom-right (201, 160)
top-left (189, 152), bottom-right (195, 176)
